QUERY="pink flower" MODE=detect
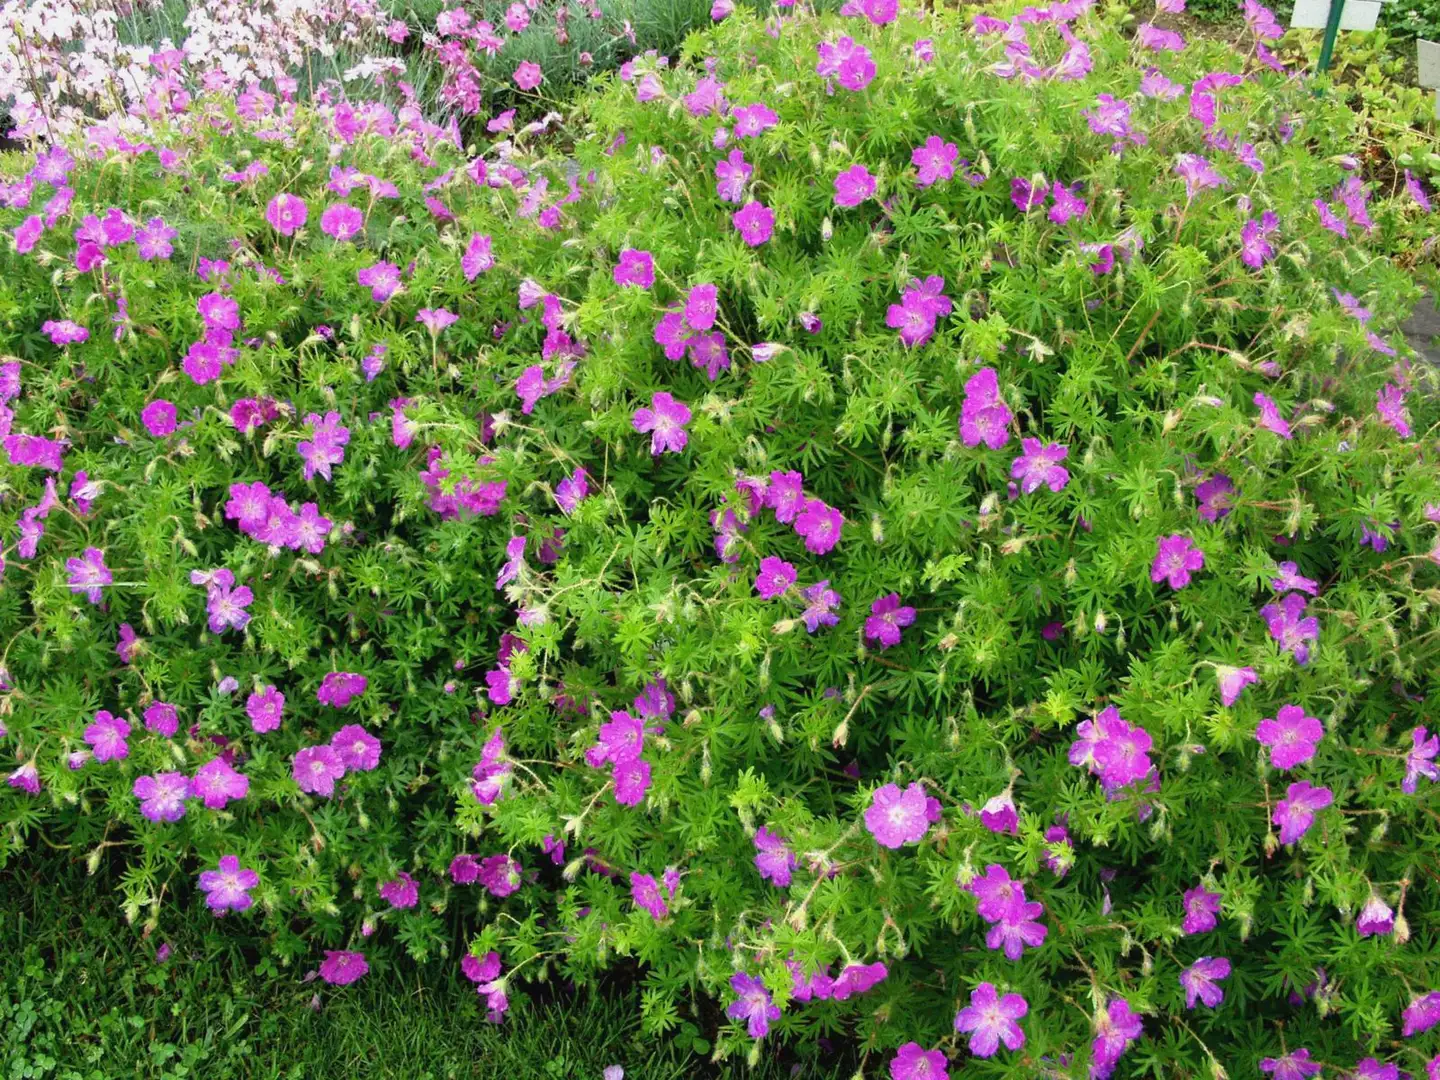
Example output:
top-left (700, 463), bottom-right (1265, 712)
top-left (513, 61), bottom-right (543, 90)
top-left (959, 368), bottom-right (1011, 449)
top-left (632, 392), bottom-right (691, 455)
top-left (198, 854), bottom-right (258, 914)
top-left (65, 546), bottom-right (111, 603)
top-left (1010, 439), bottom-right (1069, 493)
top-left (265, 194), bottom-right (307, 236)
top-left (754, 556), bottom-right (796, 599)
top-left (727, 972), bottom-right (780, 1037)
top-left (715, 150), bottom-right (753, 202)
top-left (630, 871), bottom-right (670, 919)
top-left (84, 710), bottom-right (130, 762)
top-left (1215, 664), bottom-right (1257, 706)
top-left (1181, 886), bottom-right (1220, 934)
top-left (913, 136), bottom-right (958, 189)
top-left (1254, 391), bottom-right (1292, 438)
top-left (1404, 726), bottom-right (1439, 794)
top-left (954, 982), bottom-right (1027, 1057)
top-left (1181, 957), bottom-right (1230, 1008)
top-left (293, 745), bottom-right (346, 796)
top-left (247, 685), bottom-right (285, 733)
top-left (864, 781), bottom-right (940, 848)
top-left (141, 400), bottom-right (177, 437)
top-left (1151, 534), bottom-right (1204, 590)
top-left (795, 499), bottom-right (843, 555)
top-left (320, 203), bottom-right (363, 242)
top-left (890, 1043), bottom-right (948, 1080)
top-left (834, 164), bottom-right (876, 208)
top-left (1357, 893), bottom-right (1395, 937)
top-left (462, 233), bottom-right (494, 280)
top-left (753, 826), bottom-right (795, 886)
top-left (1255, 704), bottom-right (1322, 770)
top-left (357, 260), bottom-right (401, 302)
top-left (1273, 780), bottom-right (1333, 844)
top-left (190, 757), bottom-right (250, 809)
top-left (42, 319), bottom-right (88, 346)
top-left (1260, 1049), bottom-right (1321, 1080)
top-left (733, 201), bottom-right (774, 246)
top-left (614, 248), bottom-right (655, 288)
top-left (1376, 383), bottom-right (1411, 438)
top-left (319, 950), bottom-right (368, 986)
top-left (331, 724), bottom-right (382, 770)
top-left (417, 308), bottom-right (458, 335)
top-left (864, 592), bottom-right (916, 649)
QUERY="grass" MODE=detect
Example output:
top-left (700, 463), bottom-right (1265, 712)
top-left (1, 855), bottom-right (854, 1080)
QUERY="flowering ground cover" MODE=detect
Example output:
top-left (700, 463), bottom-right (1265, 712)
top-left (2, 0), bottom-right (1440, 1075)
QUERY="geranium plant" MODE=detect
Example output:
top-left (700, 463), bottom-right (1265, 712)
top-left (2, 0), bottom-right (1439, 1075)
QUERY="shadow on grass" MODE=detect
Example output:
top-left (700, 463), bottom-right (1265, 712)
top-left (1, 854), bottom-right (857, 1080)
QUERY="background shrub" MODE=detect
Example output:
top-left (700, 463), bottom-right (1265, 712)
top-left (2, 0), bottom-right (1440, 1076)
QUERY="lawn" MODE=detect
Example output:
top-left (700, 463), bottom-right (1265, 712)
top-left (1, 858), bottom-right (851, 1080)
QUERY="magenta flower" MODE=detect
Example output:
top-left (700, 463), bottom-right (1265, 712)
top-left (1215, 664), bottom-right (1257, 706)
top-left (800, 579), bottom-right (842, 632)
top-left (513, 61), bottom-right (543, 90)
top-left (1404, 726), bottom-right (1439, 794)
top-left (732, 102), bottom-right (779, 138)
top-left (1270, 562), bottom-right (1318, 595)
top-left (1254, 392), bottom-right (1292, 439)
top-left (1174, 154), bottom-right (1225, 199)
top-left (614, 248), bottom-right (655, 289)
top-left (1011, 177), bottom-right (1047, 213)
top-left (1240, 211), bottom-right (1279, 269)
top-left (970, 864), bottom-right (1026, 921)
top-left (265, 194), bottom-right (307, 236)
top-left (1273, 780), bottom-right (1333, 844)
top-left (319, 950), bottom-right (369, 986)
top-left (864, 592), bottom-right (916, 649)
top-left (377, 871), bottom-right (419, 909)
top-left (198, 855), bottom-right (259, 914)
top-left (317, 672), bottom-right (368, 707)
top-left (864, 781), bottom-right (940, 848)
top-left (14, 214), bottom-right (42, 254)
top-left (205, 581), bottom-right (253, 634)
top-left (753, 826), bottom-right (795, 887)
top-left (1357, 893), bottom-right (1395, 937)
top-left (754, 556), bottom-right (796, 599)
top-left (84, 710), bottom-right (130, 762)
top-left (985, 900), bottom-right (1048, 960)
top-left (959, 368), bottom-right (1011, 449)
top-left (1010, 439), bottom-right (1069, 494)
top-left (1047, 182), bottom-right (1087, 225)
top-left (1255, 705), bottom-right (1322, 769)
top-left (1182, 886), bottom-right (1221, 934)
top-left (765, 470), bottom-right (805, 522)
top-left (477, 854), bottom-right (521, 897)
top-left (357, 260), bottom-right (402, 302)
top-left (1195, 474), bottom-right (1234, 521)
top-left (1092, 999), bottom-right (1144, 1075)
top-left (1262, 592), bottom-right (1320, 665)
top-left (913, 136), bottom-right (959, 189)
top-left (1376, 383), bottom-right (1411, 438)
top-left (1260, 1049), bottom-right (1321, 1080)
top-left (331, 724), bottom-right (382, 771)
top-left (979, 792), bottom-right (1018, 835)
top-left (42, 318), bottom-right (88, 345)
top-left (715, 150), bottom-right (753, 203)
top-left (1151, 534), bottom-right (1204, 590)
top-left (1402, 992), bottom-right (1440, 1036)
top-left (834, 164), bottom-right (877, 208)
top-left (1181, 957), bottom-right (1230, 1008)
top-left (416, 308), bottom-right (458, 336)
top-left (143, 701), bottom-right (177, 737)
top-left (141, 399), bottom-right (177, 437)
top-left (8, 763), bottom-right (40, 795)
top-left (733, 200), bottom-right (774, 246)
top-left (293, 745), bottom-right (346, 796)
top-left (320, 203), bottom-right (363, 242)
top-left (630, 871), bottom-right (670, 919)
top-left (632, 392), bottom-right (691, 455)
top-left (793, 498), bottom-right (844, 555)
top-left (66, 546), bottom-right (111, 604)
top-left (462, 233), bottom-right (494, 280)
top-left (134, 771), bottom-right (190, 822)
top-left (135, 216), bottom-right (177, 260)
top-left (727, 972), bottom-right (780, 1037)
top-left (190, 757), bottom-right (250, 809)
top-left (554, 467), bottom-right (589, 515)
top-left (954, 982), bottom-right (1027, 1057)
top-left (890, 1043), bottom-right (948, 1080)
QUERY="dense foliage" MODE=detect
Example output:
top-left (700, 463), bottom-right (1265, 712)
top-left (2, 0), bottom-right (1440, 1075)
